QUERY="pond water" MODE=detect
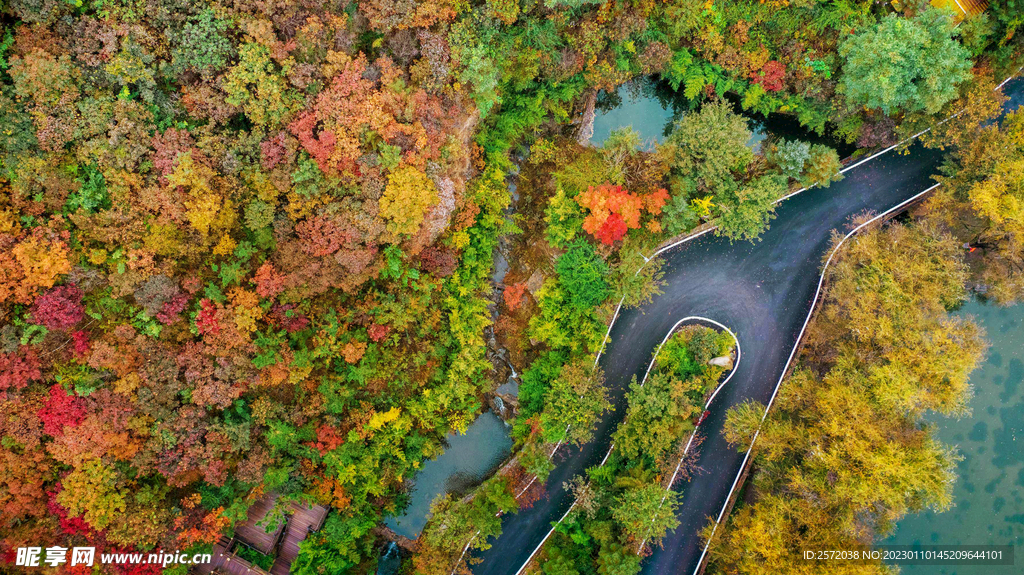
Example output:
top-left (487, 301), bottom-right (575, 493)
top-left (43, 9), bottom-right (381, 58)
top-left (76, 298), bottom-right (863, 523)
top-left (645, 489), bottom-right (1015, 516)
top-left (385, 411), bottom-right (513, 539)
top-left (590, 83), bottom-right (679, 148)
top-left (882, 300), bottom-right (1024, 574)
top-left (590, 78), bottom-right (854, 157)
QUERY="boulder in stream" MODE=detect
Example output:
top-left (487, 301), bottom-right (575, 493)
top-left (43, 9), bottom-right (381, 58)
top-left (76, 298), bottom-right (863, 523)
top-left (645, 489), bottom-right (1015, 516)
top-left (708, 355), bottom-right (734, 369)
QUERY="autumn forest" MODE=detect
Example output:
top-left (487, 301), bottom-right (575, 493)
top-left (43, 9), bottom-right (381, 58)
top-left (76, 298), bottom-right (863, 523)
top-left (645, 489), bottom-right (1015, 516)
top-left (0, 0), bottom-right (1022, 573)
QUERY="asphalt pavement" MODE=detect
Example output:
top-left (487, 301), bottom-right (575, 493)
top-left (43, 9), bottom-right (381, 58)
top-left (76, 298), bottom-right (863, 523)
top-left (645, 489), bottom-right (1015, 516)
top-left (470, 78), bottom-right (1024, 575)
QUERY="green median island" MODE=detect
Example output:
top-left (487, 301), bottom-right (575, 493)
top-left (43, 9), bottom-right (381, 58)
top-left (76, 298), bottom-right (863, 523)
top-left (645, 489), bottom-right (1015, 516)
top-left (533, 323), bottom-right (736, 575)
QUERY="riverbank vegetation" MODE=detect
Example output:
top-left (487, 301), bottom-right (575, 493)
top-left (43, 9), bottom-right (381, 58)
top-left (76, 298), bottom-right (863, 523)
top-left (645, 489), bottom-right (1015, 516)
top-left (532, 325), bottom-right (735, 575)
top-left (0, 0), bottom-right (1020, 571)
top-left (709, 222), bottom-right (986, 573)
top-left (703, 26), bottom-right (1024, 575)
top-left (926, 109), bottom-right (1024, 304)
top-left (445, 97), bottom-right (847, 571)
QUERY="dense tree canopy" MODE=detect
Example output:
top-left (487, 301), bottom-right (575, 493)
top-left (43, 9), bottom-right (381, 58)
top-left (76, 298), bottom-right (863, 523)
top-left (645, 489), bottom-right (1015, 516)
top-left (929, 110), bottom-right (1024, 303)
top-left (709, 223), bottom-right (986, 574)
top-left (0, 0), bottom-right (1018, 570)
top-left (840, 10), bottom-right (973, 115)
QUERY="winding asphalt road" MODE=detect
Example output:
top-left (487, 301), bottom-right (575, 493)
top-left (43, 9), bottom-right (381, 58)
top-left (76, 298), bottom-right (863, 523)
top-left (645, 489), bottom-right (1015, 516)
top-left (469, 78), bottom-right (1024, 575)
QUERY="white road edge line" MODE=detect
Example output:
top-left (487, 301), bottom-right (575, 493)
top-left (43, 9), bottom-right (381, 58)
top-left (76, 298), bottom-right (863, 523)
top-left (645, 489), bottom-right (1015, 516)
top-left (637, 320), bottom-right (741, 554)
top-left (511, 500), bottom-right (579, 575)
top-left (449, 529), bottom-right (481, 575)
top-left (514, 317), bottom-right (740, 575)
top-left (449, 69), bottom-right (1022, 575)
top-left (689, 182), bottom-right (942, 575)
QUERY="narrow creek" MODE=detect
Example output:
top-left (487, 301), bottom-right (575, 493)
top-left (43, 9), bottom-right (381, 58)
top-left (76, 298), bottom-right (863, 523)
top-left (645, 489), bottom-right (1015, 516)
top-left (488, 161), bottom-right (524, 406)
top-left (382, 163), bottom-right (524, 542)
top-left (383, 411), bottom-right (513, 539)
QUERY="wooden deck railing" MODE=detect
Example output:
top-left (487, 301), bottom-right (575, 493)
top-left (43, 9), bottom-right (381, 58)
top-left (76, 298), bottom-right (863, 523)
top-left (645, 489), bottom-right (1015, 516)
top-left (194, 495), bottom-right (330, 575)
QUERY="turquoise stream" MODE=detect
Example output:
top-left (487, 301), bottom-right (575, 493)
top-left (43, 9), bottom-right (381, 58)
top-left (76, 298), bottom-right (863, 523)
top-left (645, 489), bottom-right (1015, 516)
top-left (384, 411), bottom-right (512, 539)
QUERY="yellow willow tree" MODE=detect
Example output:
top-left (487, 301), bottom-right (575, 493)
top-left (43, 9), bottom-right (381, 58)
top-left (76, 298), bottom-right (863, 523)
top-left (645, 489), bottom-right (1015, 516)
top-left (930, 109), bottom-right (1024, 303)
top-left (711, 223), bottom-right (986, 574)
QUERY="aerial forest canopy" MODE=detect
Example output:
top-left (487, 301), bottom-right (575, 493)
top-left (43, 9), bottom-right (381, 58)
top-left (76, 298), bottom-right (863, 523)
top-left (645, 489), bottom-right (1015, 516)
top-left (0, 0), bottom-right (1020, 572)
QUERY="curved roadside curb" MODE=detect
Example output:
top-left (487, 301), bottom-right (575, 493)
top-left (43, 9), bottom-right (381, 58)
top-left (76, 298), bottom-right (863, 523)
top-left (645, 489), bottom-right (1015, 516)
top-left (687, 67), bottom-right (1023, 575)
top-left (513, 317), bottom-right (741, 575)
top-left (687, 182), bottom-right (942, 575)
top-left (635, 319), bottom-right (741, 554)
top-left (447, 69), bottom-right (1023, 575)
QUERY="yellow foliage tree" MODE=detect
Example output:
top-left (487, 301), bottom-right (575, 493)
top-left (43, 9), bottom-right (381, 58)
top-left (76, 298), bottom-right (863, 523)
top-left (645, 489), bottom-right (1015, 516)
top-left (8, 236), bottom-right (72, 303)
top-left (166, 153), bottom-right (237, 241)
top-left (968, 156), bottom-right (1024, 229)
top-left (57, 459), bottom-right (126, 531)
top-left (369, 406), bottom-right (402, 430)
top-left (930, 109), bottom-right (1024, 303)
top-left (380, 165), bottom-right (438, 236)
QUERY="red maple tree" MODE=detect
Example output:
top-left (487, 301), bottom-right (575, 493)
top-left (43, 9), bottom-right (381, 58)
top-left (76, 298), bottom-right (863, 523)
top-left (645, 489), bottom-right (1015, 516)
top-left (31, 284), bottom-right (84, 330)
top-left (0, 348), bottom-right (42, 391)
top-left (751, 60), bottom-right (786, 92)
top-left (38, 385), bottom-right (87, 437)
top-left (503, 282), bottom-right (528, 311)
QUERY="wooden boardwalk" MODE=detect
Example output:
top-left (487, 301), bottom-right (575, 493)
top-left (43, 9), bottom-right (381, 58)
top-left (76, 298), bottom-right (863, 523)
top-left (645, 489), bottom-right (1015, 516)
top-left (270, 502), bottom-right (328, 575)
top-left (931, 0), bottom-right (988, 19)
top-left (193, 495), bottom-right (329, 575)
top-left (233, 497), bottom-right (285, 555)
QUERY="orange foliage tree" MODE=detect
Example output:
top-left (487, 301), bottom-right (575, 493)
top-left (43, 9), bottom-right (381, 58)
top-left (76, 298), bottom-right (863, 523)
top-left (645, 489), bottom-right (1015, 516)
top-left (575, 183), bottom-right (668, 245)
